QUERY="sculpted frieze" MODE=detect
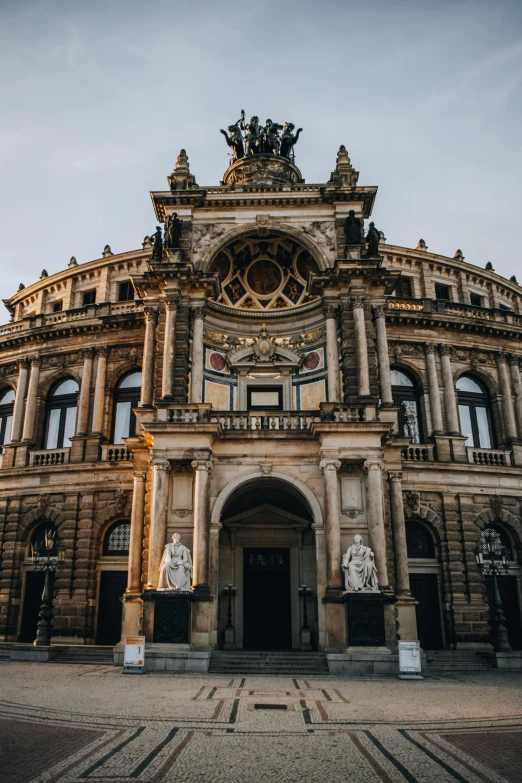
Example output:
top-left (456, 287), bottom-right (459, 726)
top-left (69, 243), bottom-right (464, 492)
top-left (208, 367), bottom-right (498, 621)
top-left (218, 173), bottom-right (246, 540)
top-left (300, 221), bottom-right (336, 252)
top-left (0, 363), bottom-right (18, 379)
top-left (192, 224), bottom-right (227, 256)
top-left (109, 345), bottom-right (142, 362)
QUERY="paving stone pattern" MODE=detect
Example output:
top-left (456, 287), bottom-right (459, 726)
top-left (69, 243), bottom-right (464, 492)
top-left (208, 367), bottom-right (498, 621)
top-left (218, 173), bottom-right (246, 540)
top-left (0, 663), bottom-right (521, 782)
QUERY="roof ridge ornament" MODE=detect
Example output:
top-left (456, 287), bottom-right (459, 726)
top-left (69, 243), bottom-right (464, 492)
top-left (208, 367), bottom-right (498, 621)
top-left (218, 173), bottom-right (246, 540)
top-left (329, 145), bottom-right (359, 187)
top-left (168, 149), bottom-right (198, 191)
top-left (220, 111), bottom-right (303, 165)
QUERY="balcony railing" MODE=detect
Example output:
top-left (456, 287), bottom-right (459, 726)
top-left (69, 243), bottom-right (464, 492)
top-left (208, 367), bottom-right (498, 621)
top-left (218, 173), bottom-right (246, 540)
top-left (28, 448), bottom-right (70, 466)
top-left (402, 444), bottom-right (436, 462)
top-left (467, 447), bottom-right (512, 467)
top-left (211, 412), bottom-right (320, 431)
top-left (101, 445), bottom-right (132, 462)
top-left (160, 404), bottom-right (367, 429)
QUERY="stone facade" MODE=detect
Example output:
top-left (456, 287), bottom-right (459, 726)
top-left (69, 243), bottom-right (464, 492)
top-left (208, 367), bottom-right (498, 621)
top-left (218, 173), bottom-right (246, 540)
top-left (1, 142), bottom-right (522, 660)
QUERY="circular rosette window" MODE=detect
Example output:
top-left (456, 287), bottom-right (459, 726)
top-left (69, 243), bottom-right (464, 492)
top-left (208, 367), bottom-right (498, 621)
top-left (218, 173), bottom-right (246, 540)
top-left (209, 235), bottom-right (319, 311)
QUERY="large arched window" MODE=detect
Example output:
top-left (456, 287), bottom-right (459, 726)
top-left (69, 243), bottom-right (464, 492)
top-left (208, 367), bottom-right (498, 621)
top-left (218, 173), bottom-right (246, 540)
top-left (103, 520), bottom-right (131, 556)
top-left (406, 521), bottom-right (435, 558)
top-left (479, 525), bottom-right (512, 560)
top-left (0, 388), bottom-right (15, 446)
top-left (29, 523), bottom-right (59, 558)
top-left (112, 371), bottom-right (142, 444)
top-left (390, 368), bottom-right (423, 443)
top-left (456, 375), bottom-right (493, 449)
top-left (44, 378), bottom-right (79, 449)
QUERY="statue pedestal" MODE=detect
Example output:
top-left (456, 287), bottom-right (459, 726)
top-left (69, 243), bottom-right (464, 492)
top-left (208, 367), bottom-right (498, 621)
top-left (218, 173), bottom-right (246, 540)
top-left (345, 593), bottom-right (386, 648)
top-left (300, 628), bottom-right (312, 651)
top-left (142, 591), bottom-right (191, 644)
top-left (223, 627), bottom-right (235, 650)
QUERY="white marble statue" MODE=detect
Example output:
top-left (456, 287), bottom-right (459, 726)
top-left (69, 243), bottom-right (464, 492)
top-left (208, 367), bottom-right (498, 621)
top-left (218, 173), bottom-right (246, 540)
top-left (342, 534), bottom-right (379, 592)
top-left (157, 533), bottom-right (193, 591)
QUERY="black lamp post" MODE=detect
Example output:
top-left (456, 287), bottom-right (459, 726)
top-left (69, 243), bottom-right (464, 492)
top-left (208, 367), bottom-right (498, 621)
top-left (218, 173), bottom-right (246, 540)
top-left (474, 529), bottom-right (511, 653)
top-left (32, 528), bottom-right (64, 647)
top-left (298, 584), bottom-right (312, 630)
top-left (223, 584), bottom-right (237, 629)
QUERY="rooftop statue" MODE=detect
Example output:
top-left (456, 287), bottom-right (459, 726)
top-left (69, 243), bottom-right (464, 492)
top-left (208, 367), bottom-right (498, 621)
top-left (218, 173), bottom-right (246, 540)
top-left (220, 110), bottom-right (303, 164)
top-left (365, 221), bottom-right (381, 258)
top-left (151, 226), bottom-right (163, 262)
top-left (344, 210), bottom-right (363, 246)
top-left (164, 213), bottom-right (182, 251)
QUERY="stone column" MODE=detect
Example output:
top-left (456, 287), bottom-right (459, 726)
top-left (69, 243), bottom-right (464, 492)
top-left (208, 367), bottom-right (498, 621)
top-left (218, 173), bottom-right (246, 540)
top-left (425, 343), bottom-right (443, 434)
top-left (352, 296), bottom-right (370, 397)
top-left (191, 458), bottom-right (212, 593)
top-left (324, 305), bottom-right (341, 403)
top-left (127, 470), bottom-right (147, 593)
top-left (190, 304), bottom-right (205, 404)
top-left (319, 458), bottom-right (343, 593)
top-left (364, 459), bottom-right (389, 588)
top-left (439, 345), bottom-right (460, 435)
top-left (388, 471), bottom-right (411, 596)
top-left (146, 459), bottom-right (170, 589)
top-left (497, 352), bottom-right (518, 442)
top-left (91, 348), bottom-right (108, 435)
top-left (10, 360), bottom-right (29, 442)
top-left (161, 296), bottom-right (178, 399)
top-left (141, 307), bottom-right (158, 408)
top-left (21, 358), bottom-right (41, 443)
top-left (75, 349), bottom-right (94, 436)
top-left (373, 305), bottom-right (393, 405)
top-left (508, 355), bottom-right (522, 439)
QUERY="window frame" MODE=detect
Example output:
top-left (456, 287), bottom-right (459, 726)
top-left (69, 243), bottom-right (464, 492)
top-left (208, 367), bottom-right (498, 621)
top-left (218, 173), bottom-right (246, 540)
top-left (395, 276), bottom-right (413, 298)
top-left (111, 372), bottom-right (142, 444)
top-left (52, 301), bottom-right (63, 313)
top-left (406, 521), bottom-right (436, 559)
top-left (435, 282), bottom-right (452, 302)
top-left (103, 520), bottom-right (131, 556)
top-left (469, 292), bottom-right (483, 307)
top-left (117, 281), bottom-right (135, 302)
top-left (43, 379), bottom-right (79, 449)
top-left (0, 388), bottom-right (14, 446)
top-left (247, 386), bottom-right (283, 411)
top-left (390, 368), bottom-right (424, 444)
top-left (82, 290), bottom-right (96, 307)
top-left (457, 375), bottom-right (494, 449)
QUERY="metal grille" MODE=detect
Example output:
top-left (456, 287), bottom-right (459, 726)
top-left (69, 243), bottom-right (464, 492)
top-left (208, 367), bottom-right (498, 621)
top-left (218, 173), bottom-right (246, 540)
top-left (105, 521), bottom-right (130, 554)
top-left (406, 522), bottom-right (434, 559)
top-left (480, 526), bottom-right (510, 558)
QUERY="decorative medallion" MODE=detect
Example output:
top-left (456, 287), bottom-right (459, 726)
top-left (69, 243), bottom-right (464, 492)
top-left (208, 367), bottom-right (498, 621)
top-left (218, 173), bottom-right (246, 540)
top-left (303, 351), bottom-right (320, 371)
top-left (209, 352), bottom-right (227, 372)
top-left (247, 259), bottom-right (282, 296)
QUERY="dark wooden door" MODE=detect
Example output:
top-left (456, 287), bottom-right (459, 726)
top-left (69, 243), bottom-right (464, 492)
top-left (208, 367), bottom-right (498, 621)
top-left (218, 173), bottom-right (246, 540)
top-left (486, 576), bottom-right (522, 650)
top-left (19, 571), bottom-right (54, 643)
top-left (96, 571), bottom-right (127, 646)
top-left (243, 548), bottom-right (291, 650)
top-left (409, 573), bottom-right (443, 650)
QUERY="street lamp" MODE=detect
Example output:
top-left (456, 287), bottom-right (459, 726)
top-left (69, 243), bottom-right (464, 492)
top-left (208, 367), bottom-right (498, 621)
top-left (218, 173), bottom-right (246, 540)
top-left (298, 584), bottom-right (312, 630)
top-left (31, 528), bottom-right (64, 647)
top-left (223, 584), bottom-right (237, 649)
top-left (474, 529), bottom-right (511, 652)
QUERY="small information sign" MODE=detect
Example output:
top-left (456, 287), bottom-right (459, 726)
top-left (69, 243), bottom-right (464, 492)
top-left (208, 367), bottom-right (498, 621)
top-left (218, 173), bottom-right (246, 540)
top-left (123, 636), bottom-right (145, 673)
top-left (398, 640), bottom-right (422, 678)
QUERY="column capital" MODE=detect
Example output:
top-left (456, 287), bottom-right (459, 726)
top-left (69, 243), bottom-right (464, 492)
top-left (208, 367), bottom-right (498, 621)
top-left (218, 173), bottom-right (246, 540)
top-left (133, 470), bottom-right (147, 481)
top-left (319, 458), bottom-right (341, 472)
top-left (164, 295), bottom-right (179, 312)
top-left (152, 459), bottom-right (170, 472)
top-left (144, 306), bottom-right (159, 322)
top-left (388, 470), bottom-right (403, 483)
top-left (364, 458), bottom-right (384, 472)
top-left (439, 343), bottom-right (455, 358)
top-left (507, 353), bottom-right (520, 367)
top-left (496, 350), bottom-right (508, 366)
top-left (323, 304), bottom-right (338, 320)
top-left (29, 357), bottom-right (41, 368)
top-left (191, 458), bottom-right (213, 472)
top-left (424, 342), bottom-right (436, 356)
top-left (96, 346), bottom-right (109, 358)
top-left (80, 347), bottom-right (94, 361)
top-left (191, 303), bottom-right (206, 320)
top-left (17, 358), bottom-right (29, 370)
top-left (372, 304), bottom-right (386, 319)
top-left (350, 295), bottom-right (366, 310)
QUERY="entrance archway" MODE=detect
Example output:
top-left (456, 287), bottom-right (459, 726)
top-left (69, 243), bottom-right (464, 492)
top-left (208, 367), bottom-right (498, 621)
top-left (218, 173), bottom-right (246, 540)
top-left (215, 475), bottom-right (320, 650)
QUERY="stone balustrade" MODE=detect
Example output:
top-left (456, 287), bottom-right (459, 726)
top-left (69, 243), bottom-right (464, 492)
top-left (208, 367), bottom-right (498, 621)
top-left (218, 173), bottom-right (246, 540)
top-left (467, 447), bottom-right (512, 467)
top-left (401, 444), bottom-right (436, 462)
top-left (102, 445), bottom-right (132, 462)
top-left (28, 448), bottom-right (70, 466)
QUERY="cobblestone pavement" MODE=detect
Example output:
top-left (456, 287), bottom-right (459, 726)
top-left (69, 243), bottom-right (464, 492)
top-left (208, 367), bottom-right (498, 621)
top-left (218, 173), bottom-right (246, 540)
top-left (0, 664), bottom-right (521, 782)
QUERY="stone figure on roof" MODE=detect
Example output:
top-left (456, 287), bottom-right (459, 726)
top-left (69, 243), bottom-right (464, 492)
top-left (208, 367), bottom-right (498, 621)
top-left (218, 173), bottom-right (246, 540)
top-left (263, 120), bottom-right (282, 155)
top-left (164, 213), bottom-right (182, 251)
top-left (220, 124), bottom-right (245, 162)
top-left (157, 533), bottom-right (193, 591)
top-left (151, 226), bottom-right (163, 261)
top-left (344, 210), bottom-right (363, 246)
top-left (342, 534), bottom-right (379, 592)
top-left (243, 115), bottom-right (263, 155)
top-left (280, 123), bottom-right (303, 160)
top-left (365, 222), bottom-right (381, 258)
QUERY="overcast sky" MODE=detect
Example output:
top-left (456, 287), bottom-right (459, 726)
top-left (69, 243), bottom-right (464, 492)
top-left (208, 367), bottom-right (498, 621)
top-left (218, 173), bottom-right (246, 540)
top-left (1, 0), bottom-right (521, 319)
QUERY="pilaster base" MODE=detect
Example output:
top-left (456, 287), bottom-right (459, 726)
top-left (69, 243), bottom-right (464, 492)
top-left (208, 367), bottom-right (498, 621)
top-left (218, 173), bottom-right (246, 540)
top-left (69, 436), bottom-right (86, 463)
top-left (394, 598), bottom-right (419, 644)
top-left (121, 594), bottom-right (143, 640)
top-left (84, 435), bottom-right (103, 462)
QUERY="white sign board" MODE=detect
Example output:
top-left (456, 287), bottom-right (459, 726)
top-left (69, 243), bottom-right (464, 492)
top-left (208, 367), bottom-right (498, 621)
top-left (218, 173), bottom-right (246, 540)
top-left (124, 636), bottom-right (145, 668)
top-left (398, 640), bottom-right (422, 674)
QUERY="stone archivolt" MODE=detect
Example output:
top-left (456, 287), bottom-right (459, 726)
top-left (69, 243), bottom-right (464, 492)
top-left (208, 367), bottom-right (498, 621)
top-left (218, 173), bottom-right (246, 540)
top-left (0, 123), bottom-right (522, 665)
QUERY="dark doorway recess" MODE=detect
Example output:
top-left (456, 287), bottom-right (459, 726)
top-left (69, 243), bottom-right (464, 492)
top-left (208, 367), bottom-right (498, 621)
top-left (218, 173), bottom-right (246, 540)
top-left (19, 571), bottom-right (55, 642)
top-left (243, 548), bottom-right (291, 650)
top-left (96, 571), bottom-right (127, 645)
top-left (486, 575), bottom-right (522, 650)
top-left (409, 573), bottom-right (443, 650)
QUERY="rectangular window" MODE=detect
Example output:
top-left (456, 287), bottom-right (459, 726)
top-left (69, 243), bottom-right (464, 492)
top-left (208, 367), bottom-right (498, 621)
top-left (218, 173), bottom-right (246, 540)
top-left (113, 401), bottom-right (132, 444)
top-left (45, 408), bottom-right (60, 449)
top-left (0, 414), bottom-right (12, 446)
top-left (475, 406), bottom-right (492, 449)
top-left (469, 293), bottom-right (483, 307)
top-left (52, 301), bottom-right (63, 312)
top-left (396, 276), bottom-right (413, 298)
top-left (63, 406), bottom-right (77, 447)
top-left (247, 387), bottom-right (283, 410)
top-left (458, 404), bottom-right (474, 447)
top-left (118, 281), bottom-right (135, 302)
top-left (82, 290), bottom-right (96, 307)
top-left (435, 283), bottom-right (451, 301)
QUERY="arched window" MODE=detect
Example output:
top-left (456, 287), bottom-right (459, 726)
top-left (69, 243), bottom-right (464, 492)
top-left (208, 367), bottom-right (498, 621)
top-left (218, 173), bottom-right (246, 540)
top-left (406, 521), bottom-right (435, 558)
top-left (29, 523), bottom-right (59, 558)
top-left (456, 375), bottom-right (493, 449)
top-left (103, 520), bottom-right (131, 555)
top-left (112, 371), bottom-right (142, 444)
top-left (44, 378), bottom-right (79, 449)
top-left (390, 368), bottom-right (423, 443)
top-left (479, 525), bottom-right (512, 560)
top-left (0, 388), bottom-right (15, 446)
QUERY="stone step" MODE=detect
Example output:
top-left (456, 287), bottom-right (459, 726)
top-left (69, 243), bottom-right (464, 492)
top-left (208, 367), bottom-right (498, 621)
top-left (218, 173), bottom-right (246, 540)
top-left (209, 651), bottom-right (328, 675)
top-left (52, 646), bottom-right (115, 665)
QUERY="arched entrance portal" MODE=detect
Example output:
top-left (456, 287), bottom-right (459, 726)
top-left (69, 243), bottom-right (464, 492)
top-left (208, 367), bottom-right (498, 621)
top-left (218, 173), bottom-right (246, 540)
top-left (217, 478), bottom-right (318, 650)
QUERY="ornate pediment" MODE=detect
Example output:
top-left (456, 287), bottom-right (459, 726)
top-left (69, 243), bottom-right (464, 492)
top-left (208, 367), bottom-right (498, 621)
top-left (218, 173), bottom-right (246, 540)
top-left (227, 325), bottom-right (303, 373)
